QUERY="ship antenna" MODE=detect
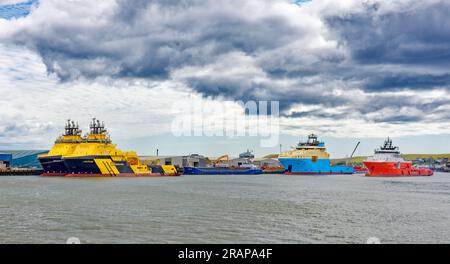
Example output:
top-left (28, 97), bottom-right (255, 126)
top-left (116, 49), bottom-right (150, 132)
top-left (76, 121), bottom-right (80, 135)
top-left (91, 118), bottom-right (96, 134)
top-left (66, 119), bottom-right (71, 135)
top-left (71, 120), bottom-right (76, 135)
top-left (96, 119), bottom-right (100, 134)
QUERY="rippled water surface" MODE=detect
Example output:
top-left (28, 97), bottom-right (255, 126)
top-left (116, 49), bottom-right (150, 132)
top-left (0, 173), bottom-right (449, 243)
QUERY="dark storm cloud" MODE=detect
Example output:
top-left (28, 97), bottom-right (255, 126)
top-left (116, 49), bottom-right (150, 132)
top-left (6, 0), bottom-right (306, 81)
top-left (364, 74), bottom-right (450, 91)
top-left (371, 115), bottom-right (424, 124)
top-left (287, 110), bottom-right (349, 120)
top-left (328, 1), bottom-right (450, 66)
top-left (1, 0), bottom-right (450, 124)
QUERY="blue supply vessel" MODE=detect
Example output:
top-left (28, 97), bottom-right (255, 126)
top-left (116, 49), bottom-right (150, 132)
top-left (278, 134), bottom-right (354, 175)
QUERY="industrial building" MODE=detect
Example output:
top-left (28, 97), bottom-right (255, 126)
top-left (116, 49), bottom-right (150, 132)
top-left (0, 153), bottom-right (12, 170)
top-left (0, 150), bottom-right (47, 169)
top-left (252, 158), bottom-right (283, 168)
top-left (141, 154), bottom-right (209, 168)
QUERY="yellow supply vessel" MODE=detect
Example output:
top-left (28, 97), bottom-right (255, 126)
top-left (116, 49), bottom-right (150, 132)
top-left (62, 118), bottom-right (179, 177)
top-left (40, 118), bottom-right (179, 177)
top-left (38, 120), bottom-right (83, 176)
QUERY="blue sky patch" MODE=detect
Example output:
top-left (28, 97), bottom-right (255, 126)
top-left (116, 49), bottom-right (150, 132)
top-left (0, 0), bottom-right (38, 20)
top-left (293, 0), bottom-right (312, 5)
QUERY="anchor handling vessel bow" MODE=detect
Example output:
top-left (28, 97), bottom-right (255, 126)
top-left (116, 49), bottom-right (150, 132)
top-left (363, 138), bottom-right (433, 177)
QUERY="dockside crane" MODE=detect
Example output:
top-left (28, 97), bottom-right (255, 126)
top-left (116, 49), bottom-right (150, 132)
top-left (345, 141), bottom-right (360, 166)
top-left (350, 141), bottom-right (360, 159)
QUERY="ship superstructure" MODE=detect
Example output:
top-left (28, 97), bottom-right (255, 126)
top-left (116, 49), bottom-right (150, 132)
top-left (364, 138), bottom-right (433, 177)
top-left (38, 120), bottom-right (83, 176)
top-left (278, 134), bottom-right (354, 175)
top-left (239, 149), bottom-right (255, 159)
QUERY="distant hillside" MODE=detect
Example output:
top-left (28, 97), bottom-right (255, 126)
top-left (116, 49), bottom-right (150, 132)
top-left (401, 154), bottom-right (450, 160)
top-left (331, 156), bottom-right (366, 165)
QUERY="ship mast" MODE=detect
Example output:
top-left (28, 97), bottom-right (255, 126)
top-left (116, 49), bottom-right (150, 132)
top-left (64, 119), bottom-right (80, 136)
top-left (376, 137), bottom-right (400, 154)
top-left (57, 119), bottom-right (81, 143)
top-left (89, 118), bottom-right (111, 143)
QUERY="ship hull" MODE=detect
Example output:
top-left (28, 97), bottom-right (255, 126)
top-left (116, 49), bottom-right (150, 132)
top-left (183, 167), bottom-right (263, 175)
top-left (64, 173), bottom-right (171, 177)
top-left (63, 156), bottom-right (179, 177)
top-left (279, 158), bottom-right (354, 175)
top-left (353, 166), bottom-right (369, 174)
top-left (64, 156), bottom-right (101, 175)
top-left (263, 169), bottom-right (285, 174)
top-left (363, 161), bottom-right (433, 177)
top-left (38, 156), bottom-right (69, 176)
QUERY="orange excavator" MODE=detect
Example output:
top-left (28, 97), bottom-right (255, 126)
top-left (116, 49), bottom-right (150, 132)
top-left (211, 155), bottom-right (229, 167)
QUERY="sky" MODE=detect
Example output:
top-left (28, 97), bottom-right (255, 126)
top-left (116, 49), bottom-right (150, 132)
top-left (0, 0), bottom-right (449, 158)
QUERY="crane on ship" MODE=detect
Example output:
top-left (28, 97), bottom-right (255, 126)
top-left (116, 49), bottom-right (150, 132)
top-left (211, 155), bottom-right (229, 167)
top-left (350, 141), bottom-right (360, 159)
top-left (344, 141), bottom-right (360, 166)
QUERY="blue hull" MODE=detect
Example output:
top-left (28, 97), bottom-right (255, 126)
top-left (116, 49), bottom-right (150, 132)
top-left (38, 156), bottom-right (69, 174)
top-left (278, 158), bottom-right (354, 175)
top-left (183, 167), bottom-right (263, 175)
top-left (63, 155), bottom-right (136, 175)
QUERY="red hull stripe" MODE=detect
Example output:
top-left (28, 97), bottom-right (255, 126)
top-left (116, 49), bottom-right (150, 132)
top-left (365, 174), bottom-right (432, 177)
top-left (41, 173), bottom-right (68, 176)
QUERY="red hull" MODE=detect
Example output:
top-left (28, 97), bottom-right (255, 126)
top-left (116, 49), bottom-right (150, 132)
top-left (363, 161), bottom-right (433, 177)
top-left (353, 166), bottom-right (368, 174)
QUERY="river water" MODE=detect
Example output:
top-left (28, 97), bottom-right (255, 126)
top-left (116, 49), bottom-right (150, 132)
top-left (0, 173), bottom-right (449, 244)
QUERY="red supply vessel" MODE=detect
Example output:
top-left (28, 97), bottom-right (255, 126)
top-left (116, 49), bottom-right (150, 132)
top-left (363, 138), bottom-right (433, 177)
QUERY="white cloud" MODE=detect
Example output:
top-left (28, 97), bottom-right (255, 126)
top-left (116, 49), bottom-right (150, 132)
top-left (1, 0), bottom-right (450, 150)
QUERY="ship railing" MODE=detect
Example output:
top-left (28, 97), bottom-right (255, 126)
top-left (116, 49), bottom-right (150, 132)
top-left (55, 139), bottom-right (84, 143)
top-left (85, 139), bottom-right (112, 143)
